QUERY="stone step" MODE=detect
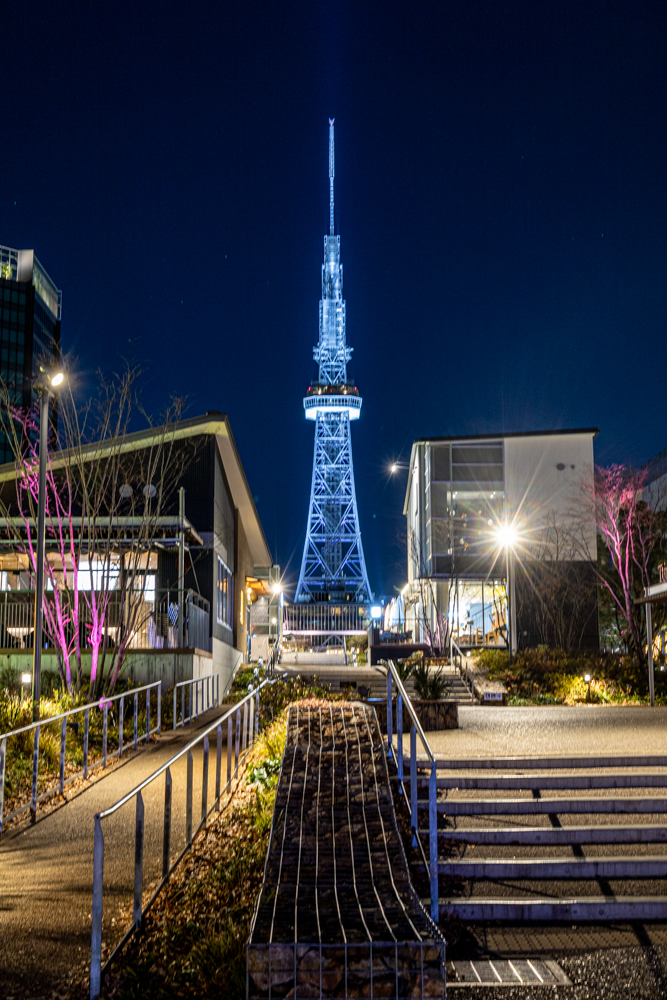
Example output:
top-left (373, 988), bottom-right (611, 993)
top-left (428, 796), bottom-right (667, 815)
top-left (432, 824), bottom-right (667, 846)
top-left (417, 773), bottom-right (667, 791)
top-left (438, 896), bottom-right (667, 921)
top-left (409, 753), bottom-right (667, 771)
top-left (438, 856), bottom-right (667, 879)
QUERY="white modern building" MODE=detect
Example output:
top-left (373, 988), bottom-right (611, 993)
top-left (402, 429), bottom-right (599, 653)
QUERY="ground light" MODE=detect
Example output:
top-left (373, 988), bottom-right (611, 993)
top-left (585, 673), bottom-right (593, 701)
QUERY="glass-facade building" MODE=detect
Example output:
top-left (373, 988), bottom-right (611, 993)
top-left (404, 429), bottom-right (600, 652)
top-left (0, 247), bottom-right (61, 462)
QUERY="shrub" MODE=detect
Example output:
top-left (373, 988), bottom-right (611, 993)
top-left (413, 662), bottom-right (452, 701)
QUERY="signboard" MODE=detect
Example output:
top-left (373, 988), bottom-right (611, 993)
top-left (483, 691), bottom-right (504, 702)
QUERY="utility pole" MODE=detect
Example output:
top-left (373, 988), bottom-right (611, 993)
top-left (177, 488), bottom-right (185, 648)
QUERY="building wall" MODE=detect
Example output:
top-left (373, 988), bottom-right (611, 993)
top-left (504, 433), bottom-right (596, 559)
top-left (234, 512), bottom-right (254, 661)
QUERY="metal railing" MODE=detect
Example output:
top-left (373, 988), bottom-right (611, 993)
top-left (0, 588), bottom-right (211, 652)
top-left (266, 637), bottom-right (281, 677)
top-left (450, 636), bottom-right (475, 703)
top-left (282, 602), bottom-right (369, 634)
top-left (383, 659), bottom-right (439, 922)
top-left (0, 681), bottom-right (162, 833)
top-left (172, 673), bottom-right (219, 728)
top-left (89, 678), bottom-right (271, 998)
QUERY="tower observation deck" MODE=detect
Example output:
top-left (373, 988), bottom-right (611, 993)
top-left (294, 120), bottom-right (372, 611)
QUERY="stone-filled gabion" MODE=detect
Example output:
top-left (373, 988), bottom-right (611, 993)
top-left (247, 702), bottom-right (446, 999)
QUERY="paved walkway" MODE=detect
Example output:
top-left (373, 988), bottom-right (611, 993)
top-left (424, 705), bottom-right (667, 758)
top-left (0, 708), bottom-right (228, 999)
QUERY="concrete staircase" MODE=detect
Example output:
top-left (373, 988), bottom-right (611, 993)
top-left (278, 662), bottom-right (475, 704)
top-left (413, 752), bottom-right (667, 922)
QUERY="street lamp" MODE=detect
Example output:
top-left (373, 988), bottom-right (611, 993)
top-left (496, 522), bottom-right (518, 663)
top-left (32, 367), bottom-right (65, 721)
top-left (389, 461), bottom-right (408, 474)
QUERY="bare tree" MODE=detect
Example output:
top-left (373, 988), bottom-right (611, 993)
top-left (407, 529), bottom-right (451, 653)
top-left (0, 363), bottom-right (194, 695)
top-left (514, 510), bottom-right (597, 651)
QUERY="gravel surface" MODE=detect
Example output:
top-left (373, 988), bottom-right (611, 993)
top-left (449, 945), bottom-right (667, 997)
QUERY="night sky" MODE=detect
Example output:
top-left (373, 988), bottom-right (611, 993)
top-left (2, 2), bottom-right (666, 599)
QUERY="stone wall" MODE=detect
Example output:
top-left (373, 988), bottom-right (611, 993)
top-left (373, 698), bottom-right (459, 732)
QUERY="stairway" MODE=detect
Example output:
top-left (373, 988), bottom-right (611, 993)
top-left (414, 752), bottom-right (667, 921)
top-left (278, 662), bottom-right (475, 703)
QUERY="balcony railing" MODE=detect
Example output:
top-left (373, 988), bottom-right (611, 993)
top-left (0, 589), bottom-right (211, 653)
top-left (283, 602), bottom-right (369, 635)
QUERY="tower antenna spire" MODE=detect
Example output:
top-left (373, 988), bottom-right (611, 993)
top-left (329, 118), bottom-right (335, 235)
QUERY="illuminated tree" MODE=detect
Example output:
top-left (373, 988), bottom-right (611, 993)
top-left (0, 364), bottom-right (190, 695)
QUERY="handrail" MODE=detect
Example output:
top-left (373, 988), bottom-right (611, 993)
top-left (0, 681), bottom-right (158, 741)
top-left (99, 679), bottom-right (269, 821)
top-left (382, 658), bottom-right (438, 923)
top-left (0, 680), bottom-right (162, 833)
top-left (384, 659), bottom-right (434, 763)
top-left (450, 636), bottom-right (475, 703)
top-left (90, 678), bottom-right (272, 997)
top-left (267, 636), bottom-right (281, 677)
top-left (173, 673), bottom-right (219, 729)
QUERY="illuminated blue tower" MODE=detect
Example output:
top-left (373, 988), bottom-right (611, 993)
top-left (295, 120), bottom-right (372, 604)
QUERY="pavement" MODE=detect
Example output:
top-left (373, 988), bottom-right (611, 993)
top-left (424, 704), bottom-right (667, 759)
top-left (0, 707), bottom-right (230, 999)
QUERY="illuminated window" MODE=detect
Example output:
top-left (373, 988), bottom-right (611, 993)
top-left (217, 556), bottom-right (233, 629)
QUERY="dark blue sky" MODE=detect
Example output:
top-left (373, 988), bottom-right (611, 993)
top-left (2, 1), bottom-right (666, 598)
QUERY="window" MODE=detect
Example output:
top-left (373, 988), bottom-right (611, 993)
top-left (217, 556), bottom-right (233, 629)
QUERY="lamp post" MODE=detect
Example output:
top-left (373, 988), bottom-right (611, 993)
top-left (496, 522), bottom-right (517, 664)
top-left (32, 368), bottom-right (65, 721)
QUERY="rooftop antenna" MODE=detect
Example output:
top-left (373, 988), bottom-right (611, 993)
top-left (329, 118), bottom-right (335, 235)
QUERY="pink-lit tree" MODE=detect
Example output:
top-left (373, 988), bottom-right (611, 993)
top-left (586, 464), bottom-right (663, 664)
top-left (0, 363), bottom-right (189, 695)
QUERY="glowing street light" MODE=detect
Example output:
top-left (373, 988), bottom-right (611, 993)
top-left (32, 367), bottom-right (66, 721)
top-left (495, 521), bottom-right (518, 664)
top-left (495, 523), bottom-right (518, 548)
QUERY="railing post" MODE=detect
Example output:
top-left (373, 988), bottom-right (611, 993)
top-left (249, 694), bottom-right (254, 747)
top-left (102, 704), bottom-right (108, 768)
top-left (119, 696), bottom-right (124, 759)
top-left (133, 791), bottom-right (144, 928)
top-left (201, 736), bottom-right (209, 826)
top-left (0, 736), bottom-right (5, 834)
top-left (195, 680), bottom-right (199, 719)
top-left (90, 815), bottom-right (104, 999)
top-left (429, 761), bottom-right (439, 922)
top-left (187, 682), bottom-right (192, 724)
top-left (235, 708), bottom-right (241, 776)
top-left (162, 767), bottom-right (172, 880)
top-left (186, 749), bottom-right (193, 847)
top-left (31, 725), bottom-right (40, 822)
top-left (227, 715), bottom-right (233, 789)
top-left (181, 684), bottom-right (185, 727)
top-left (255, 688), bottom-right (260, 737)
top-left (173, 686), bottom-right (177, 731)
top-left (145, 688), bottom-right (150, 742)
top-left (215, 724), bottom-right (222, 810)
top-left (133, 692), bottom-right (138, 750)
top-left (386, 669), bottom-right (393, 759)
top-left (396, 693), bottom-right (403, 783)
top-left (217, 674), bottom-right (220, 707)
top-left (58, 717), bottom-right (66, 796)
top-left (242, 700), bottom-right (248, 754)
top-left (410, 726), bottom-right (417, 845)
top-left (84, 708), bottom-right (90, 779)
top-left (157, 684), bottom-right (162, 734)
